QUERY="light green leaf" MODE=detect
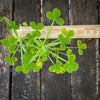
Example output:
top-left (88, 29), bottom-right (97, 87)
top-left (71, 62), bottom-right (79, 71)
top-left (58, 34), bottom-right (64, 42)
top-left (46, 12), bottom-right (54, 20)
top-left (8, 45), bottom-right (16, 53)
top-left (1, 39), bottom-right (10, 46)
top-left (6, 25), bottom-right (12, 30)
top-left (77, 40), bottom-right (82, 47)
top-left (78, 48), bottom-right (83, 55)
top-left (30, 21), bottom-right (36, 29)
top-left (9, 35), bottom-right (16, 44)
top-left (67, 30), bottom-right (75, 37)
top-left (4, 56), bottom-right (10, 61)
top-left (55, 18), bottom-right (64, 25)
top-left (36, 31), bottom-right (41, 37)
top-left (0, 17), bottom-right (4, 22)
top-left (63, 36), bottom-right (71, 44)
top-left (26, 33), bottom-right (32, 39)
top-left (14, 25), bottom-right (20, 30)
top-left (60, 43), bottom-right (66, 50)
top-left (15, 66), bottom-right (22, 72)
top-left (66, 49), bottom-right (72, 56)
top-left (61, 28), bottom-right (67, 35)
top-left (63, 62), bottom-right (73, 73)
top-left (49, 65), bottom-right (55, 72)
top-left (22, 22), bottom-right (28, 26)
top-left (10, 21), bottom-right (15, 27)
top-left (68, 54), bottom-right (76, 62)
top-left (80, 43), bottom-right (87, 49)
top-left (53, 8), bottom-right (61, 18)
top-left (37, 23), bottom-right (44, 30)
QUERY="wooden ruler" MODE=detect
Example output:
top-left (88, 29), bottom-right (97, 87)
top-left (16, 25), bottom-right (100, 38)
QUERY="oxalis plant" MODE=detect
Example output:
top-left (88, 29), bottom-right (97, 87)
top-left (0, 8), bottom-right (87, 74)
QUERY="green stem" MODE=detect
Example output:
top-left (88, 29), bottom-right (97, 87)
top-left (43, 20), bottom-right (55, 45)
top-left (49, 51), bottom-right (67, 63)
top-left (48, 56), bottom-right (55, 65)
top-left (12, 46), bottom-right (19, 58)
top-left (20, 46), bottom-right (23, 66)
top-left (29, 48), bottom-right (42, 63)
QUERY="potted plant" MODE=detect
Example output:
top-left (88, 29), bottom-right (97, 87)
top-left (0, 8), bottom-right (87, 74)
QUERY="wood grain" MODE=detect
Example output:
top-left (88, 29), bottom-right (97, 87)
top-left (0, 0), bottom-right (12, 99)
top-left (41, 0), bottom-right (71, 100)
top-left (12, 0), bottom-right (41, 100)
top-left (70, 0), bottom-right (99, 99)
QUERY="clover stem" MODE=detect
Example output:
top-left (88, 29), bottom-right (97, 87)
top-left (11, 46), bottom-right (19, 58)
top-left (49, 51), bottom-right (68, 63)
top-left (20, 46), bottom-right (23, 66)
top-left (43, 20), bottom-right (55, 45)
top-left (48, 56), bottom-right (55, 65)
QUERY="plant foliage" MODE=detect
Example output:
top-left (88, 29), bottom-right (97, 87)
top-left (0, 8), bottom-right (87, 74)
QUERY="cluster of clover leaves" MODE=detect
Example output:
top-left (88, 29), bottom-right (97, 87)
top-left (0, 8), bottom-right (87, 74)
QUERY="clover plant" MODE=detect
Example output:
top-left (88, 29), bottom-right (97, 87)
top-left (0, 8), bottom-right (87, 74)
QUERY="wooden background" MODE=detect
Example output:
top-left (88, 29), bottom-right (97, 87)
top-left (0, 0), bottom-right (100, 100)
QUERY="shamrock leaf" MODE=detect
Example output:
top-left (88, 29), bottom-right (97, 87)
top-left (5, 56), bottom-right (18, 65)
top-left (77, 40), bottom-right (82, 47)
top-left (77, 40), bottom-right (87, 55)
top-left (49, 65), bottom-right (55, 72)
top-left (66, 49), bottom-right (72, 56)
top-left (61, 28), bottom-right (67, 35)
top-left (8, 45), bottom-right (16, 53)
top-left (36, 23), bottom-right (44, 30)
top-left (53, 8), bottom-right (61, 19)
top-left (78, 48), bottom-right (83, 55)
top-left (15, 66), bottom-right (22, 72)
top-left (22, 22), bottom-right (28, 26)
top-left (46, 12), bottom-right (54, 20)
top-left (68, 54), bottom-right (76, 62)
top-left (30, 21), bottom-right (37, 29)
top-left (63, 62), bottom-right (79, 73)
top-left (1, 39), bottom-right (10, 46)
top-left (9, 35), bottom-right (16, 44)
top-left (60, 43), bottom-right (66, 50)
top-left (67, 30), bottom-right (75, 37)
top-left (0, 17), bottom-right (4, 22)
top-left (55, 18), bottom-right (64, 25)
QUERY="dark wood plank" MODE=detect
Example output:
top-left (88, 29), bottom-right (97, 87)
top-left (41, 0), bottom-right (71, 100)
top-left (70, 0), bottom-right (98, 99)
top-left (12, 0), bottom-right (41, 99)
top-left (0, 0), bottom-right (12, 99)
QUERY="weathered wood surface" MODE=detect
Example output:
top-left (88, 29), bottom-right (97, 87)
top-left (41, 0), bottom-right (71, 100)
top-left (0, 0), bottom-right (12, 99)
top-left (12, 0), bottom-right (41, 100)
top-left (70, 0), bottom-right (99, 100)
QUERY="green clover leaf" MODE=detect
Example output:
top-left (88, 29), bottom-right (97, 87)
top-left (9, 35), bottom-right (16, 44)
top-left (80, 43), bottom-right (87, 49)
top-left (66, 49), bottom-right (72, 56)
top-left (78, 48), bottom-right (83, 55)
top-left (53, 8), bottom-right (61, 19)
top-left (77, 40), bottom-right (82, 47)
top-left (22, 22), bottom-right (28, 26)
top-left (68, 54), bottom-right (76, 62)
top-left (46, 12), bottom-right (54, 20)
top-left (30, 21), bottom-right (37, 29)
top-left (15, 66), bottom-right (22, 72)
top-left (55, 18), bottom-right (64, 25)
top-left (36, 23), bottom-right (44, 30)
top-left (67, 30), bottom-right (75, 37)
top-left (0, 17), bottom-right (4, 22)
top-left (8, 45), bottom-right (16, 53)
top-left (61, 28), bottom-right (67, 35)
top-left (1, 39), bottom-right (10, 46)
